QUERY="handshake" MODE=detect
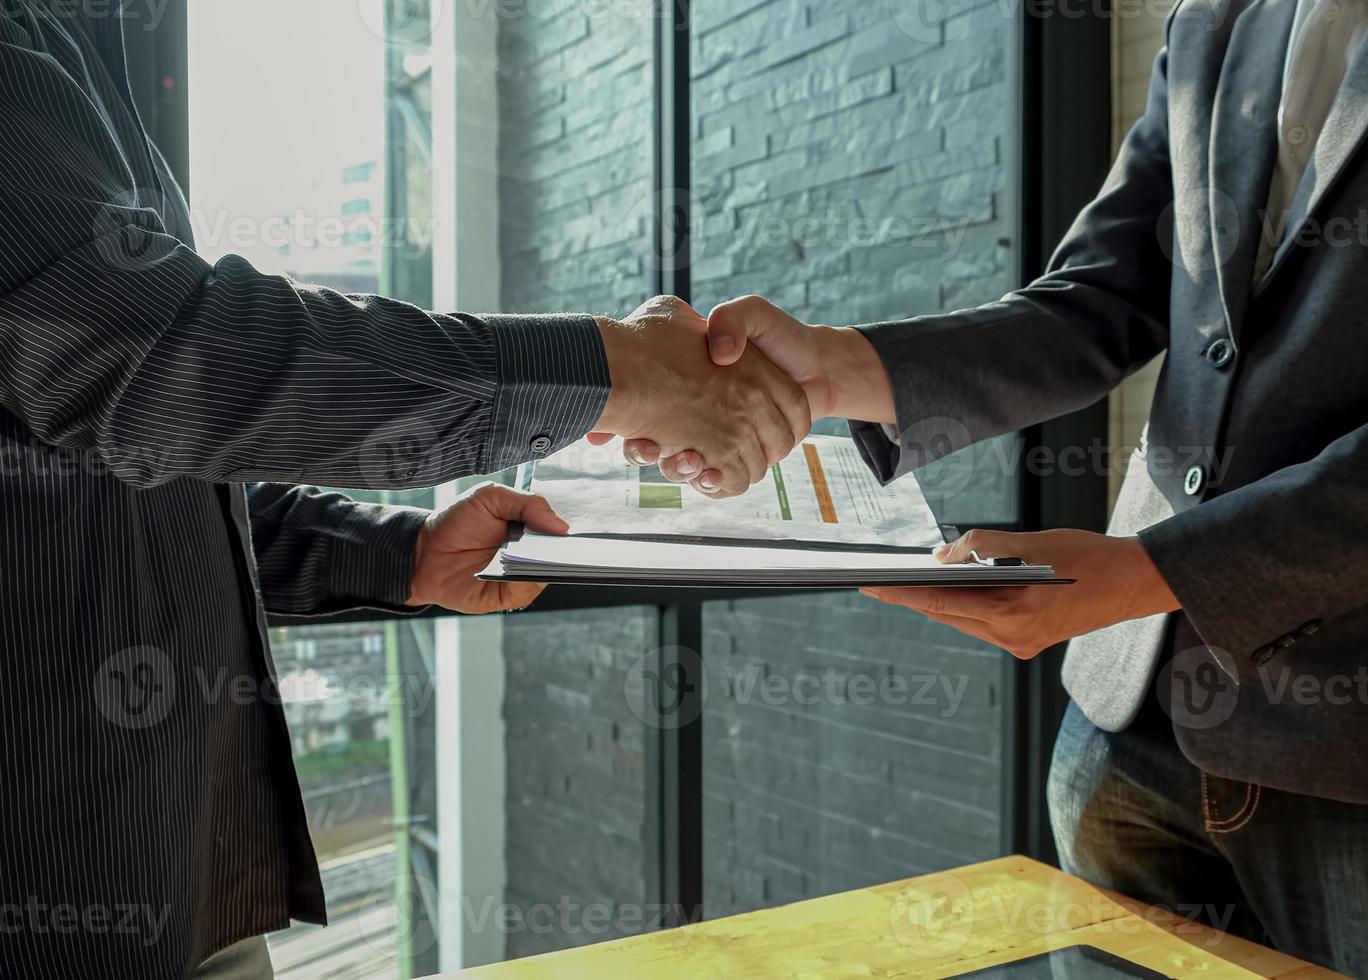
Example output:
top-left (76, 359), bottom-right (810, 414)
top-left (409, 293), bottom-right (894, 616)
top-left (589, 294), bottom-right (893, 497)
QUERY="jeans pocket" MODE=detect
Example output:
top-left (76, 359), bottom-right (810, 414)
top-left (1202, 771), bottom-right (1262, 835)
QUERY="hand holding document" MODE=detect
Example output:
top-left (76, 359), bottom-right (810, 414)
top-left (478, 435), bottom-right (1066, 589)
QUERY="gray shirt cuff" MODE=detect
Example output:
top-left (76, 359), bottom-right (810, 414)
top-left (484, 313), bottom-right (612, 473)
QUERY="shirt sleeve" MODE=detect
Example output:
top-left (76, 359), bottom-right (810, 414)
top-left (246, 484), bottom-right (431, 617)
top-left (0, 26), bottom-right (611, 490)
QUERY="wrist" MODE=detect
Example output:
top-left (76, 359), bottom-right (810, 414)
top-left (404, 516), bottom-right (435, 607)
top-left (1121, 536), bottom-right (1181, 619)
top-left (594, 317), bottom-right (642, 434)
top-left (820, 326), bottom-right (895, 424)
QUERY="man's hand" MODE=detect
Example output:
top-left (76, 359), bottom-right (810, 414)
top-left (406, 483), bottom-right (568, 614)
top-left (591, 295), bottom-right (812, 497)
top-left (860, 529), bottom-right (1181, 659)
top-left (618, 295), bottom-right (894, 491)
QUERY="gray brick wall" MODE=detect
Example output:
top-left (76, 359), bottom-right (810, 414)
top-left (500, 606), bottom-right (656, 959)
top-left (497, 4), bottom-right (654, 319)
top-left (702, 593), bottom-right (1002, 917)
top-left (495, 0), bottom-right (1018, 950)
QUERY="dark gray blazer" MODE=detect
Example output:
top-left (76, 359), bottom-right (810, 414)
top-left (853, 0), bottom-right (1368, 803)
top-left (0, 4), bottom-right (609, 976)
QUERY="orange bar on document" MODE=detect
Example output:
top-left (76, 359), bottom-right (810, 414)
top-left (803, 443), bottom-right (838, 524)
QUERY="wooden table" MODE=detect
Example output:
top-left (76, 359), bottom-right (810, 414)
top-left (455, 856), bottom-right (1340, 979)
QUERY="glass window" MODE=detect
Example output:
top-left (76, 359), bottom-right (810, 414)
top-left (188, 0), bottom-right (1028, 969)
top-left (189, 0), bottom-right (655, 973)
top-left (689, 0), bottom-right (1024, 917)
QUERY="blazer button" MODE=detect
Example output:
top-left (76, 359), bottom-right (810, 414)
top-left (530, 435), bottom-right (553, 455)
top-left (1183, 465), bottom-right (1206, 496)
top-left (1251, 644), bottom-right (1277, 665)
top-left (1297, 620), bottom-right (1322, 637)
top-left (1205, 338), bottom-right (1234, 368)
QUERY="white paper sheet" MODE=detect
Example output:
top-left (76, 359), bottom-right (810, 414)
top-left (493, 532), bottom-right (1057, 586)
top-left (521, 434), bottom-right (943, 549)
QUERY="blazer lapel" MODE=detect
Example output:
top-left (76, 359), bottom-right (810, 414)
top-left (1206, 0), bottom-right (1297, 336)
top-left (1256, 44), bottom-right (1368, 292)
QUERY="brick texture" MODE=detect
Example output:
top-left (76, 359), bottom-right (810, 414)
top-left (495, 0), bottom-right (1021, 951)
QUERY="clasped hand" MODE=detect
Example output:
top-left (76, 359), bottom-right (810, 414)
top-left (589, 295), bottom-right (814, 497)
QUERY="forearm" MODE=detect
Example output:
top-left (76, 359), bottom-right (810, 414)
top-left (0, 235), bottom-right (609, 488)
top-left (0, 38), bottom-right (611, 489)
top-left (248, 484), bottom-right (430, 617)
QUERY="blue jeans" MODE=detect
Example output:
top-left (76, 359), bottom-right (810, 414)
top-left (1048, 695), bottom-right (1368, 977)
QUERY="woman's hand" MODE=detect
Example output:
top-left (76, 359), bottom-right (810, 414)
top-left (860, 529), bottom-right (1181, 659)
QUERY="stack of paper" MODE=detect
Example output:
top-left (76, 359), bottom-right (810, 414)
top-left (483, 532), bottom-right (1061, 588)
top-left (476, 435), bottom-right (1067, 590)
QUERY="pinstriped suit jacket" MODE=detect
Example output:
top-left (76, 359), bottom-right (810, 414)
top-left (0, 4), bottom-right (610, 976)
top-left (853, 0), bottom-right (1368, 804)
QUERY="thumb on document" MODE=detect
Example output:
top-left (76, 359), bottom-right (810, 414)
top-left (476, 485), bottom-right (571, 536)
top-left (937, 530), bottom-right (1013, 564)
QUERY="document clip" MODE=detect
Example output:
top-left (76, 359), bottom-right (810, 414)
top-left (970, 550), bottom-right (1026, 567)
